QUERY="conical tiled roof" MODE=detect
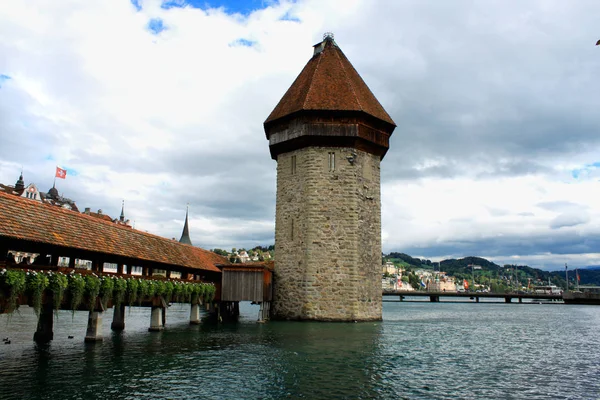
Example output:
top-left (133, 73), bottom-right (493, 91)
top-left (264, 36), bottom-right (395, 128)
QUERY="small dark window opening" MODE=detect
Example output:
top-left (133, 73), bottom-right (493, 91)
top-left (328, 152), bottom-right (335, 172)
top-left (291, 219), bottom-right (294, 240)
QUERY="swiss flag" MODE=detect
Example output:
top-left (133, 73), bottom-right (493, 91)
top-left (55, 166), bottom-right (67, 179)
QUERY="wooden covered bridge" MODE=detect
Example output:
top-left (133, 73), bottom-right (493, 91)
top-left (0, 191), bottom-right (272, 342)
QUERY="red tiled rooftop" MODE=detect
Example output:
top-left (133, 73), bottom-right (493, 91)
top-left (0, 191), bottom-right (226, 272)
top-left (264, 37), bottom-right (396, 128)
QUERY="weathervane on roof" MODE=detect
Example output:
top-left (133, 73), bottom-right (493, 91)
top-left (323, 32), bottom-right (334, 41)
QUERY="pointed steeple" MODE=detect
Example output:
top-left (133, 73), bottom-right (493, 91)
top-left (179, 205), bottom-right (192, 245)
top-left (120, 200), bottom-right (125, 222)
top-left (15, 171), bottom-right (25, 191)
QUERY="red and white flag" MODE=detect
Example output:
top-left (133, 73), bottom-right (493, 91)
top-left (55, 166), bottom-right (67, 179)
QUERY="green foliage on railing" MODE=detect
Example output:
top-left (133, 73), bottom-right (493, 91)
top-left (113, 277), bottom-right (128, 308)
top-left (1, 268), bottom-right (216, 315)
top-left (173, 282), bottom-right (184, 302)
top-left (164, 281), bottom-right (175, 303)
top-left (85, 275), bottom-right (101, 311)
top-left (48, 272), bottom-right (68, 311)
top-left (127, 278), bottom-right (140, 306)
top-left (99, 276), bottom-right (114, 309)
top-left (68, 273), bottom-right (86, 315)
top-left (0, 269), bottom-right (26, 313)
top-left (26, 271), bottom-right (49, 316)
top-left (138, 279), bottom-right (151, 302)
top-left (205, 284), bottom-right (216, 303)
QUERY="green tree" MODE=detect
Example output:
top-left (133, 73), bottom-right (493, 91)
top-left (211, 248), bottom-right (228, 256)
top-left (408, 273), bottom-right (420, 290)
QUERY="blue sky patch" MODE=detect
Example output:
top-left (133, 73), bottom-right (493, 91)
top-left (161, 0), bottom-right (191, 9)
top-left (571, 161), bottom-right (600, 179)
top-left (0, 74), bottom-right (11, 88)
top-left (230, 38), bottom-right (257, 47)
top-left (280, 11), bottom-right (300, 22)
top-left (130, 0), bottom-right (142, 11)
top-left (147, 18), bottom-right (167, 34)
top-left (161, 0), bottom-right (270, 15)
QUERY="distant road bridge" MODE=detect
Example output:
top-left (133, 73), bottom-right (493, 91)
top-left (383, 290), bottom-right (563, 304)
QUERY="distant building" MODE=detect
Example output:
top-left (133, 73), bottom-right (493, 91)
top-left (382, 261), bottom-right (399, 275)
top-left (82, 201), bottom-right (131, 228)
top-left (238, 250), bottom-right (250, 263)
top-left (42, 184), bottom-right (79, 211)
top-left (0, 172), bottom-right (79, 211)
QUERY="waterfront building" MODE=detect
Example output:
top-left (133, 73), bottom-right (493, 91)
top-left (382, 261), bottom-right (399, 275)
top-left (0, 172), bottom-right (79, 211)
top-left (264, 34), bottom-right (396, 321)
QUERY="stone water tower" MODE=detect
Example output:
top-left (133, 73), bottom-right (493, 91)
top-left (264, 33), bottom-right (396, 321)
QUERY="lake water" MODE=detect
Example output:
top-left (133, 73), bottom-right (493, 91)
top-left (1, 300), bottom-right (599, 399)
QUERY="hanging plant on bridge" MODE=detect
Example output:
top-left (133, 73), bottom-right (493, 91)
top-left (182, 283), bottom-right (194, 302)
top-left (163, 281), bottom-right (175, 303)
top-left (172, 281), bottom-right (185, 302)
top-left (99, 276), bottom-right (114, 309)
top-left (68, 273), bottom-right (86, 316)
top-left (112, 277), bottom-right (128, 308)
top-left (204, 284), bottom-right (216, 303)
top-left (26, 271), bottom-right (49, 316)
top-left (0, 269), bottom-right (26, 313)
top-left (48, 272), bottom-right (68, 311)
top-left (138, 279), bottom-right (151, 304)
top-left (85, 274), bottom-right (101, 311)
top-left (190, 283), bottom-right (203, 304)
top-left (150, 280), bottom-right (164, 298)
top-left (127, 278), bottom-right (140, 306)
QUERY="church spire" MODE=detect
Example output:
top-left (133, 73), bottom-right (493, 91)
top-left (15, 170), bottom-right (25, 191)
top-left (179, 205), bottom-right (192, 245)
top-left (120, 200), bottom-right (125, 222)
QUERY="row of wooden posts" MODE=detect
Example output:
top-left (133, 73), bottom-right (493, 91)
top-left (33, 296), bottom-right (213, 343)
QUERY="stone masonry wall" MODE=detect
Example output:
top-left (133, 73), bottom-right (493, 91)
top-left (273, 146), bottom-right (382, 321)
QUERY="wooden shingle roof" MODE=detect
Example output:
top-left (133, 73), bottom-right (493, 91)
top-left (0, 191), bottom-right (225, 272)
top-left (264, 37), bottom-right (395, 128)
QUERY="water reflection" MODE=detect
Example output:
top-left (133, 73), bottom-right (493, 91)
top-left (265, 321), bottom-right (383, 398)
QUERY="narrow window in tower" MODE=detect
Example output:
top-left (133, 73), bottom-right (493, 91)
top-left (291, 155), bottom-right (297, 175)
top-left (291, 219), bottom-right (294, 240)
top-left (328, 151), bottom-right (335, 172)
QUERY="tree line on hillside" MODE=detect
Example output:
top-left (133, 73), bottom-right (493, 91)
top-left (210, 245), bottom-right (275, 263)
top-left (384, 252), bottom-right (600, 287)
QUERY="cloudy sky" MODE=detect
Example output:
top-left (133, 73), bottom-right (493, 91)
top-left (1, 0), bottom-right (599, 270)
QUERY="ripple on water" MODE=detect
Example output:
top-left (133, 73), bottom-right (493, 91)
top-left (1, 302), bottom-right (600, 399)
